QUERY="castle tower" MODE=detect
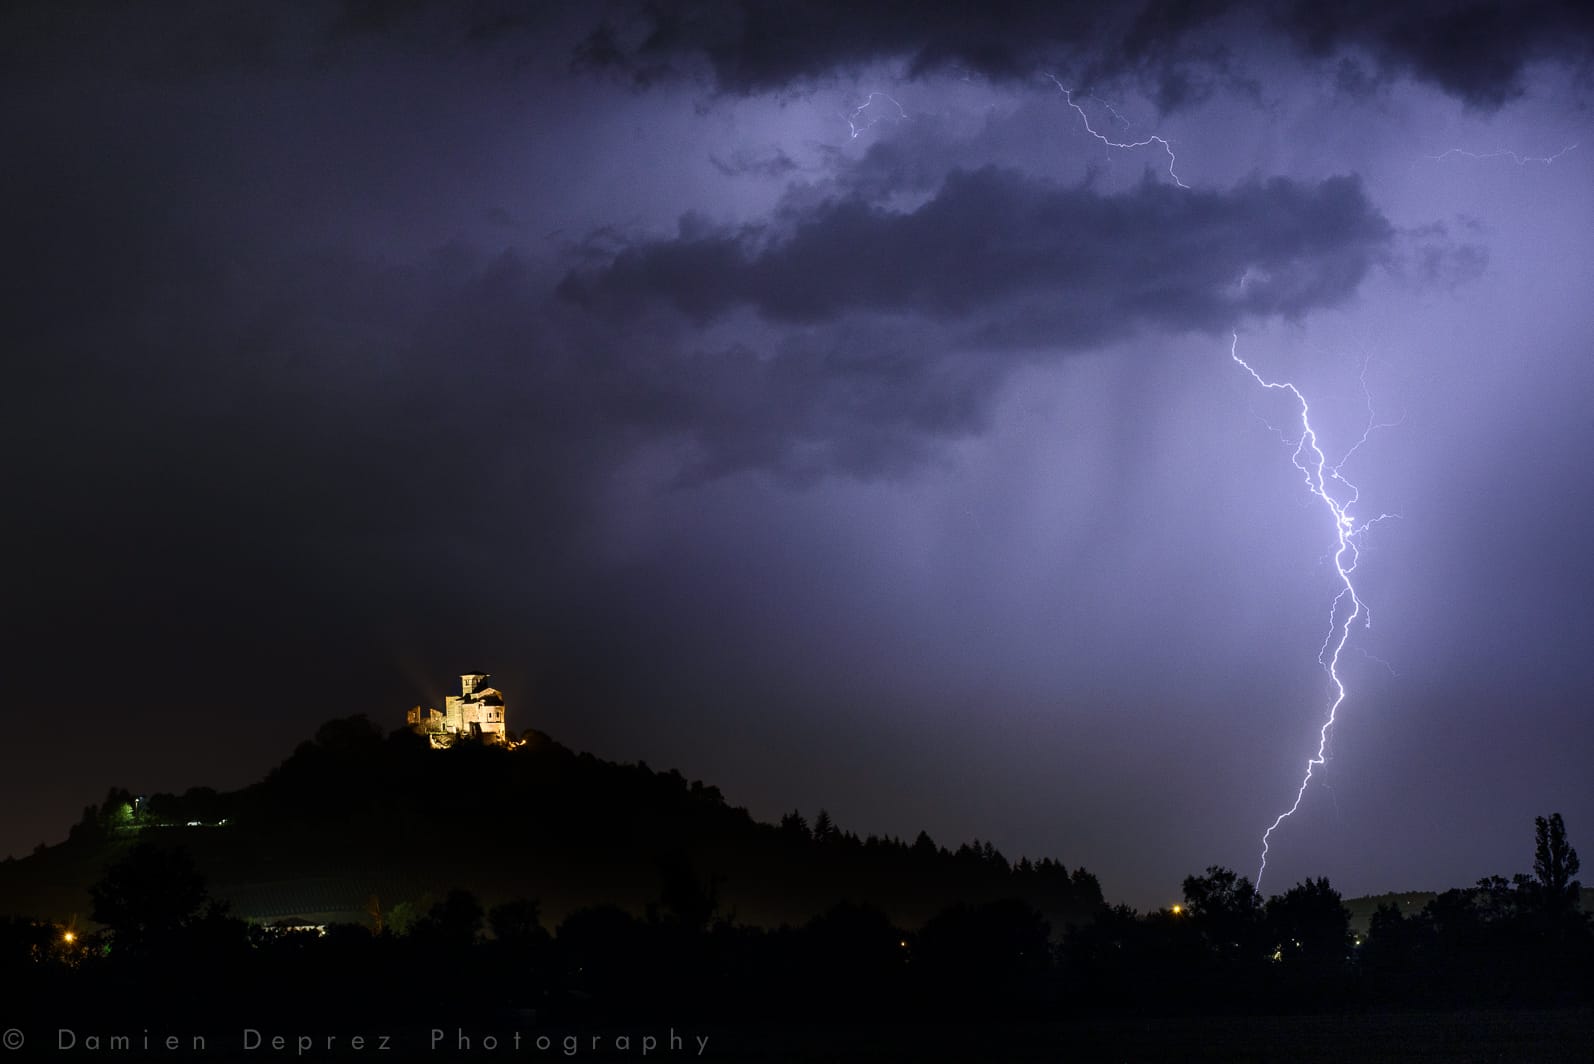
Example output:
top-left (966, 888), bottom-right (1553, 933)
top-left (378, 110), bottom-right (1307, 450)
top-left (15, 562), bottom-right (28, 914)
top-left (441, 673), bottom-right (507, 743)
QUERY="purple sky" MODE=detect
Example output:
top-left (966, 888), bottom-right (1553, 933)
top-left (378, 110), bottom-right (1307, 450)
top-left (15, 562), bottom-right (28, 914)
top-left (3, 1), bottom-right (1591, 908)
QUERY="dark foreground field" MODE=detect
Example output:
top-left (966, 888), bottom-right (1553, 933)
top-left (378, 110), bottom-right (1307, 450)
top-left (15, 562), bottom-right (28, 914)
top-left (707, 1010), bottom-right (1592, 1062)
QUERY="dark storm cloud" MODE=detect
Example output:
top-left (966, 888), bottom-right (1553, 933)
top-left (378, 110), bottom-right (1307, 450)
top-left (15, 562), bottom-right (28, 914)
top-left (1275, 0), bottom-right (1594, 109)
top-left (578, 0), bottom-right (1594, 110)
top-left (13, 0), bottom-right (1582, 112)
top-left (0, 0), bottom-right (560, 82)
top-left (329, 0), bottom-right (538, 46)
top-left (0, 1), bottom-right (308, 81)
top-left (564, 168), bottom-right (1392, 331)
top-left (551, 167), bottom-right (1396, 478)
top-left (576, 0), bottom-right (1247, 108)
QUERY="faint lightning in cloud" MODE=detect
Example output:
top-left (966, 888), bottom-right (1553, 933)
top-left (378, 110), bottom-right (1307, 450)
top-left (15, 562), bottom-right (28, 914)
top-left (843, 92), bottom-right (907, 139)
top-left (1044, 74), bottom-right (1189, 188)
top-left (1425, 144), bottom-right (1578, 166)
top-left (1229, 333), bottom-right (1396, 890)
top-left (1092, 94), bottom-right (1134, 130)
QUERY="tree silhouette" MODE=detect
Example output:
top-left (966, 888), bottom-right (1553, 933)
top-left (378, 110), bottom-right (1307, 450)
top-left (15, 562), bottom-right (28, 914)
top-left (1181, 866), bottom-right (1266, 973)
top-left (653, 854), bottom-right (722, 930)
top-left (1265, 877), bottom-right (1350, 976)
top-left (916, 898), bottom-right (1052, 1000)
top-left (557, 904), bottom-right (647, 1001)
top-left (1531, 813), bottom-right (1581, 918)
top-left (486, 897), bottom-right (553, 1003)
top-left (413, 889), bottom-right (484, 949)
top-left (488, 898), bottom-right (548, 948)
top-left (1360, 901), bottom-right (1434, 988)
top-left (800, 902), bottom-right (907, 1008)
top-left (89, 843), bottom-right (209, 959)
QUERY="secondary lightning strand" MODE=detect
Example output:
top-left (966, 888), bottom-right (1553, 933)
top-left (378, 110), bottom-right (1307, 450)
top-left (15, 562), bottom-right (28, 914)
top-left (1426, 144), bottom-right (1578, 166)
top-left (843, 92), bottom-right (907, 139)
top-left (1229, 334), bottom-right (1394, 890)
top-left (1045, 74), bottom-right (1189, 188)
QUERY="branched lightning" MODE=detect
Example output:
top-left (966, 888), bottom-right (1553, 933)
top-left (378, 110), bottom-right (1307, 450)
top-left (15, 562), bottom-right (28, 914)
top-left (1029, 76), bottom-right (1400, 887)
top-left (1229, 333), bottom-right (1397, 890)
top-left (1095, 96), bottom-right (1133, 130)
top-left (1045, 74), bottom-right (1189, 188)
top-left (843, 92), bottom-right (907, 139)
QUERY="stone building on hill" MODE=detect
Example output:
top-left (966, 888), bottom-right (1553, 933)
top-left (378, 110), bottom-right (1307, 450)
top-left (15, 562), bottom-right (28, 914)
top-left (406, 673), bottom-right (508, 747)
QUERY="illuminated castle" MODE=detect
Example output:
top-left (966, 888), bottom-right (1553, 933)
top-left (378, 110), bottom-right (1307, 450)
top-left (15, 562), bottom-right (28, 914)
top-left (406, 673), bottom-right (508, 747)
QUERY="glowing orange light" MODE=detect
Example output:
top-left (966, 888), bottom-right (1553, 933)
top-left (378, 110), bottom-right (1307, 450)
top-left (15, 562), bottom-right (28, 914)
top-left (1170, 905), bottom-right (1183, 915)
top-left (62, 931), bottom-right (76, 944)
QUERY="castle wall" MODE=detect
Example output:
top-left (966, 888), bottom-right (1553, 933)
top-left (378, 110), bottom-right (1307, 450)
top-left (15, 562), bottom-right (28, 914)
top-left (420, 675), bottom-right (508, 744)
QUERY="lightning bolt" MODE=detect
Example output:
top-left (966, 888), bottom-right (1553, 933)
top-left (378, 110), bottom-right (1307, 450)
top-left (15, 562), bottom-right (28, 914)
top-left (1045, 74), bottom-right (1189, 188)
top-left (1031, 75), bottom-right (1391, 884)
top-left (1425, 144), bottom-right (1577, 166)
top-left (1229, 334), bottom-right (1396, 890)
top-left (843, 92), bottom-right (907, 139)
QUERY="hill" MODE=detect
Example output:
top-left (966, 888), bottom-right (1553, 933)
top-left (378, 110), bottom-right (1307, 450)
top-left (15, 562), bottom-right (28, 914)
top-left (0, 716), bottom-right (1102, 935)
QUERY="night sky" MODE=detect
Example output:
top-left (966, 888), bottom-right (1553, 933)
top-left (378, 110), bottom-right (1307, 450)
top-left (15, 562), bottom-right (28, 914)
top-left (4, 1), bottom-right (1592, 909)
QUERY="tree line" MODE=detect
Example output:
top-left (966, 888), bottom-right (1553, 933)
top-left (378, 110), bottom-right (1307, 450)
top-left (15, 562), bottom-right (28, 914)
top-left (3, 814), bottom-right (1586, 1027)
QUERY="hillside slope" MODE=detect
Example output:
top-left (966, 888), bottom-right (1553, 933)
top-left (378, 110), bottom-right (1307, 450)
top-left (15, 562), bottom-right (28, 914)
top-left (0, 716), bottom-right (1103, 935)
